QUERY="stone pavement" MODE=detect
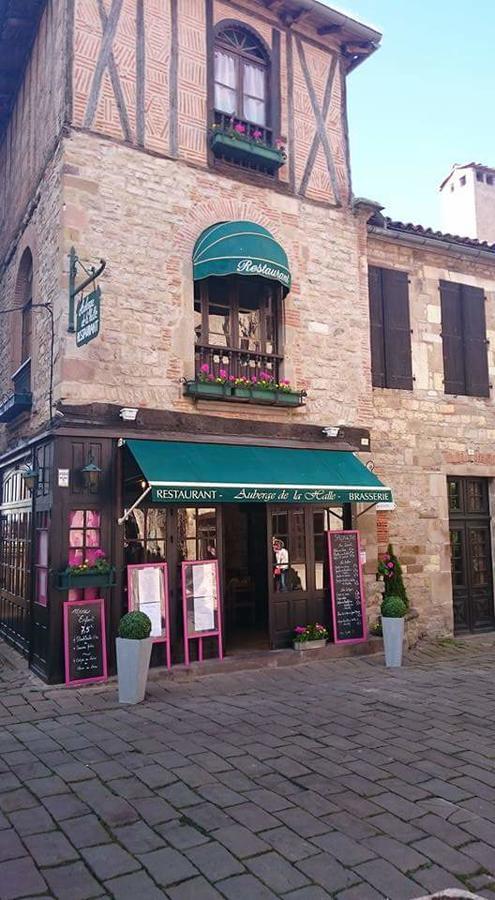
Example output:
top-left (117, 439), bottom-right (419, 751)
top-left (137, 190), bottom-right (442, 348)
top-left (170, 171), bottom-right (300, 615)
top-left (2, 638), bottom-right (495, 899)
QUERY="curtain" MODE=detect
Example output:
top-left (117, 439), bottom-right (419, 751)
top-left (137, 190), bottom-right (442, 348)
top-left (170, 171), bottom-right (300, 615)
top-left (214, 50), bottom-right (236, 114)
top-left (243, 63), bottom-right (265, 125)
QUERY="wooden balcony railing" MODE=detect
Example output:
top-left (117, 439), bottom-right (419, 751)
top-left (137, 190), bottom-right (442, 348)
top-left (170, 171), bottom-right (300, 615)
top-left (195, 344), bottom-right (282, 383)
top-left (213, 111), bottom-right (273, 146)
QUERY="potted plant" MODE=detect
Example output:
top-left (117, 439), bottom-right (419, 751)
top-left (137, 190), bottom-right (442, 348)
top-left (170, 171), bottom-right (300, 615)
top-left (57, 551), bottom-right (115, 590)
top-left (116, 611), bottom-right (153, 704)
top-left (377, 544), bottom-right (409, 609)
top-left (184, 365), bottom-right (232, 399)
top-left (293, 623), bottom-right (328, 651)
top-left (380, 595), bottom-right (407, 667)
top-left (209, 121), bottom-right (287, 174)
top-left (250, 372), bottom-right (278, 403)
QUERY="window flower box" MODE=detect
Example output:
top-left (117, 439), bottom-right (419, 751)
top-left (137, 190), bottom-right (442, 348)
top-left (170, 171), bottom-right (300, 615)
top-left (185, 381), bottom-right (232, 399)
top-left (57, 568), bottom-right (115, 590)
top-left (209, 130), bottom-right (286, 174)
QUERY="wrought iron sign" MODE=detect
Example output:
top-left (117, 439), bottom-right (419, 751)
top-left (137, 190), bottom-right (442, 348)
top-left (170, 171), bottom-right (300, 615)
top-left (68, 246), bottom-right (106, 341)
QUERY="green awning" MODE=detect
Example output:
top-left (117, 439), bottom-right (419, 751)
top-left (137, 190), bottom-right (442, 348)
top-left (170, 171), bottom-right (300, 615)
top-left (126, 439), bottom-right (392, 505)
top-left (193, 221), bottom-right (291, 294)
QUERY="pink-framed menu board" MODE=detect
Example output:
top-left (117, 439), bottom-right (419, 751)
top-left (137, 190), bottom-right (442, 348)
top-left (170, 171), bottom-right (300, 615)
top-left (127, 563), bottom-right (171, 669)
top-left (327, 530), bottom-right (368, 645)
top-left (181, 559), bottom-right (223, 666)
top-left (64, 598), bottom-right (108, 686)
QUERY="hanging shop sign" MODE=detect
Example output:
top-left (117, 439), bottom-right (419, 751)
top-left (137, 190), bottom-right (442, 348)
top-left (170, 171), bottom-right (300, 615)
top-left (181, 559), bottom-right (223, 665)
top-left (328, 530), bottom-right (367, 645)
top-left (152, 487), bottom-right (393, 504)
top-left (76, 287), bottom-right (101, 348)
top-left (64, 598), bottom-right (108, 686)
top-left (127, 563), bottom-right (171, 669)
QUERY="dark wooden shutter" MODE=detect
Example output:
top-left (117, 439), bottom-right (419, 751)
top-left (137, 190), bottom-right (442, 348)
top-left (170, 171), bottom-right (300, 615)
top-left (382, 268), bottom-right (413, 390)
top-left (368, 266), bottom-right (385, 387)
top-left (462, 285), bottom-right (490, 397)
top-left (440, 281), bottom-right (466, 395)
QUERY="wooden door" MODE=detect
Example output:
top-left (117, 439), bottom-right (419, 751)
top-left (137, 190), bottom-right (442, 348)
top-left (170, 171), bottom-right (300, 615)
top-left (268, 506), bottom-right (334, 648)
top-left (448, 477), bottom-right (494, 633)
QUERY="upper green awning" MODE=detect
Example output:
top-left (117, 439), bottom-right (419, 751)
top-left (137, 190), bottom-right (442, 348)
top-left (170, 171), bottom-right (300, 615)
top-left (193, 221), bottom-right (291, 294)
top-left (126, 439), bottom-right (392, 505)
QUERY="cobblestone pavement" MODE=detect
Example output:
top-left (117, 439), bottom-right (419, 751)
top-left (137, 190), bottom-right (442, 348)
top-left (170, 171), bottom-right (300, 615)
top-left (2, 638), bottom-right (495, 899)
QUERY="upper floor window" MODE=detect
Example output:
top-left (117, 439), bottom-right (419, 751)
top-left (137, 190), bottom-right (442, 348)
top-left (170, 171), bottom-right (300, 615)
top-left (214, 25), bottom-right (268, 127)
top-left (194, 275), bottom-right (282, 381)
top-left (368, 266), bottom-right (413, 390)
top-left (440, 280), bottom-right (489, 397)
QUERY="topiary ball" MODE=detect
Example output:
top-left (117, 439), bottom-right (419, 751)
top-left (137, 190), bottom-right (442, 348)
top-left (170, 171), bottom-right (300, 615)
top-left (381, 595), bottom-right (407, 619)
top-left (118, 611), bottom-right (152, 640)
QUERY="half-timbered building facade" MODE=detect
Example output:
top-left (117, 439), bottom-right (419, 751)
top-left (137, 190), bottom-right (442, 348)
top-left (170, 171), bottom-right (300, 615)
top-left (1, 0), bottom-right (495, 681)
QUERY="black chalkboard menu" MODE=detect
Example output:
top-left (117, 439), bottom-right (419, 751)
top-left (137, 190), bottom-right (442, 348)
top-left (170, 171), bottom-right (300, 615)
top-left (328, 531), bottom-right (367, 644)
top-left (63, 598), bottom-right (108, 685)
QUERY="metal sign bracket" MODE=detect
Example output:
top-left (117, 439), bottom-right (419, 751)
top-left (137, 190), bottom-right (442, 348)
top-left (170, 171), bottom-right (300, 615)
top-left (68, 246), bottom-right (106, 333)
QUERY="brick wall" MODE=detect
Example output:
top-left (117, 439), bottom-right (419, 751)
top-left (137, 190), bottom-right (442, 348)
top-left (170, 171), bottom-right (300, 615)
top-left (72, 0), bottom-right (349, 206)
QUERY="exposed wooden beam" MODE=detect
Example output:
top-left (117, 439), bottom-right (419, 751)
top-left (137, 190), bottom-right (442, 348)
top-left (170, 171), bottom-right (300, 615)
top-left (317, 24), bottom-right (343, 35)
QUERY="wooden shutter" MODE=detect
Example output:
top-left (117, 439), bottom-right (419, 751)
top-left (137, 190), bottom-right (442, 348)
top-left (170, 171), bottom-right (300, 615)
top-left (368, 266), bottom-right (385, 387)
top-left (382, 269), bottom-right (413, 390)
top-left (462, 285), bottom-right (490, 397)
top-left (440, 281), bottom-right (465, 395)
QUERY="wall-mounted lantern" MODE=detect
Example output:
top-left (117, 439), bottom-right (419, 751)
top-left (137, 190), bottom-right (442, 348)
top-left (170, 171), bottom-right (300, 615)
top-left (21, 465), bottom-right (38, 493)
top-left (81, 452), bottom-right (101, 491)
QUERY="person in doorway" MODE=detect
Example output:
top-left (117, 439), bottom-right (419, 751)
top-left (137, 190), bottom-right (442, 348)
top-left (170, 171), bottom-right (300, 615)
top-left (272, 537), bottom-right (289, 591)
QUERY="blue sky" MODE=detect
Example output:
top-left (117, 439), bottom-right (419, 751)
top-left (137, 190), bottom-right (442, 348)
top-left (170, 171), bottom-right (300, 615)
top-left (333, 0), bottom-right (495, 228)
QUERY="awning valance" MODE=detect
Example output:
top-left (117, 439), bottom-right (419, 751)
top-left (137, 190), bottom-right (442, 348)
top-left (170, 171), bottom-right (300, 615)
top-left (126, 439), bottom-right (392, 505)
top-left (192, 221), bottom-right (291, 294)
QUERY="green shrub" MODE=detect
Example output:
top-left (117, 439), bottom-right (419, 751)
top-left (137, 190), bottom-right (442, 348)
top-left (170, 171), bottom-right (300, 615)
top-left (380, 595), bottom-right (407, 619)
top-left (118, 611), bottom-right (152, 640)
top-left (377, 544), bottom-right (409, 609)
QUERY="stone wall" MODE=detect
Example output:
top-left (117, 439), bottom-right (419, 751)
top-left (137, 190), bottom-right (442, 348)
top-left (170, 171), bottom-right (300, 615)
top-left (59, 130), bottom-right (370, 428)
top-left (0, 0), bottom-right (66, 262)
top-left (364, 232), bottom-right (495, 635)
top-left (0, 148), bottom-right (64, 452)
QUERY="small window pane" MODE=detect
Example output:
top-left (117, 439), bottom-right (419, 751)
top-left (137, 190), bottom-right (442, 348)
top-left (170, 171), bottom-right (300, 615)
top-left (215, 50), bottom-right (236, 88)
top-left (209, 303), bottom-right (231, 346)
top-left (243, 96), bottom-right (265, 126)
top-left (448, 479), bottom-right (461, 512)
top-left (243, 63), bottom-right (265, 100)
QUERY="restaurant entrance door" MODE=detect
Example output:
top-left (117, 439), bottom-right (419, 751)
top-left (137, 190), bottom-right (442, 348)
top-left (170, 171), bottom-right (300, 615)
top-left (223, 505), bottom-right (269, 652)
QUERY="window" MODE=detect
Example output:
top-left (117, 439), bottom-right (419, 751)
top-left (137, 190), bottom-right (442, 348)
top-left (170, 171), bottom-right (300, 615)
top-left (460, 176), bottom-right (466, 186)
top-left (125, 508), bottom-right (168, 564)
top-left (194, 275), bottom-right (282, 381)
top-left (214, 25), bottom-right (268, 127)
top-left (487, 175), bottom-right (494, 186)
top-left (368, 266), bottom-right (413, 390)
top-left (177, 508), bottom-right (217, 562)
top-left (68, 510), bottom-right (102, 566)
top-left (440, 281), bottom-right (489, 397)
top-left (21, 301), bottom-right (32, 365)
top-left (34, 511), bottom-right (50, 607)
top-left (476, 171), bottom-right (484, 182)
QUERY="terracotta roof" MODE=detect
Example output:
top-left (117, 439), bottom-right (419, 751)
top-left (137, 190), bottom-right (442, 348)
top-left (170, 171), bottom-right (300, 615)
top-left (368, 212), bottom-right (495, 254)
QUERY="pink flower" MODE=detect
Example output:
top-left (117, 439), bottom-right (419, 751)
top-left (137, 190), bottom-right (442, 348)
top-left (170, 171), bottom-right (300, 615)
top-left (234, 123), bottom-right (246, 134)
top-left (94, 549), bottom-right (106, 559)
top-left (219, 369), bottom-right (228, 379)
top-left (387, 562), bottom-right (394, 569)
top-left (252, 129), bottom-right (263, 140)
top-left (208, 373), bottom-right (215, 381)
top-left (229, 375), bottom-right (235, 382)
top-left (200, 363), bottom-right (209, 374)
top-left (251, 375), bottom-right (258, 383)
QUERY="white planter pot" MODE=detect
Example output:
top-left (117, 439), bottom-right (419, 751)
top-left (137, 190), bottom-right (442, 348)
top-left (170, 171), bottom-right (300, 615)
top-left (293, 639), bottom-right (327, 651)
top-left (116, 637), bottom-right (153, 704)
top-left (382, 617), bottom-right (404, 667)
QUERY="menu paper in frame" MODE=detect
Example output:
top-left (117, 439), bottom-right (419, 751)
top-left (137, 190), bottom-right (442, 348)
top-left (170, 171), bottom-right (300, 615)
top-left (181, 559), bottom-right (223, 665)
top-left (328, 530), bottom-right (367, 644)
top-left (127, 563), bottom-right (171, 669)
top-left (64, 598), bottom-right (108, 686)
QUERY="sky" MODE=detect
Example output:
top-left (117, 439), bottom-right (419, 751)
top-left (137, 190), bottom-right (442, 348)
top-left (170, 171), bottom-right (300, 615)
top-left (329, 0), bottom-right (495, 228)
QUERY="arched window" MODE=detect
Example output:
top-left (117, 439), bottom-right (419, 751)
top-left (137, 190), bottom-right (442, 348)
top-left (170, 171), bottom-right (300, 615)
top-left (214, 24), bottom-right (269, 128)
top-left (14, 248), bottom-right (33, 374)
